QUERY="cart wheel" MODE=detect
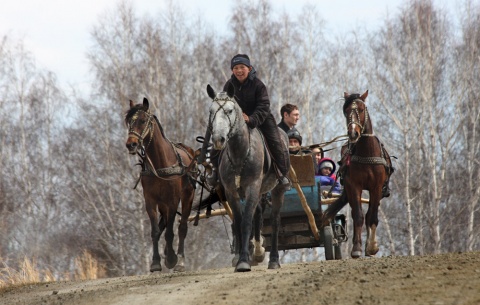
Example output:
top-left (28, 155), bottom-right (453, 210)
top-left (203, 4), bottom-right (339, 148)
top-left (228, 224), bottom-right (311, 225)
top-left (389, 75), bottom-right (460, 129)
top-left (334, 244), bottom-right (343, 260)
top-left (323, 225), bottom-right (335, 260)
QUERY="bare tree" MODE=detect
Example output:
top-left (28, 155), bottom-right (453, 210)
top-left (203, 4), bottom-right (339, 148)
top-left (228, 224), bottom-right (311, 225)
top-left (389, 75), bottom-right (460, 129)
top-left (371, 0), bottom-right (459, 255)
top-left (453, 0), bottom-right (480, 252)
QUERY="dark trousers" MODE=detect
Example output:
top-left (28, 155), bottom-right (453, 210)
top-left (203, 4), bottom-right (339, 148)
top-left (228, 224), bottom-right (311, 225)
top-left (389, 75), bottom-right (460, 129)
top-left (258, 114), bottom-right (290, 176)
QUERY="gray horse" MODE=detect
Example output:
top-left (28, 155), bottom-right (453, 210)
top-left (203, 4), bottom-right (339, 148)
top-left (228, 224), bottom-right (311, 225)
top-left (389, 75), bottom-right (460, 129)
top-left (206, 83), bottom-right (289, 272)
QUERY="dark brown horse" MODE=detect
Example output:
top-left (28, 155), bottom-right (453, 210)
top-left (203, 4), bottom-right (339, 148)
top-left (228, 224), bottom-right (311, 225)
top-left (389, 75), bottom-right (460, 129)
top-left (125, 98), bottom-right (197, 272)
top-left (322, 90), bottom-right (393, 258)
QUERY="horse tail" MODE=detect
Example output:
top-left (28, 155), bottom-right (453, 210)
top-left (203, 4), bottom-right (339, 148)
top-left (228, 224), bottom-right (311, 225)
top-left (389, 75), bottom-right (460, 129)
top-left (321, 191), bottom-right (348, 226)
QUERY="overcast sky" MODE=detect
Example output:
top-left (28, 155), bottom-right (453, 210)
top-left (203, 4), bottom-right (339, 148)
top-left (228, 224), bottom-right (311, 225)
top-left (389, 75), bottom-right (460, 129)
top-left (1, 0), bottom-right (456, 90)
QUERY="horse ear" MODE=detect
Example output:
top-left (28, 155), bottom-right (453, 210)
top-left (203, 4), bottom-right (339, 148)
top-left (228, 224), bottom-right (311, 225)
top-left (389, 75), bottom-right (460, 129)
top-left (129, 100), bottom-right (135, 108)
top-left (143, 97), bottom-right (149, 110)
top-left (226, 81), bottom-right (235, 98)
top-left (360, 90), bottom-right (368, 101)
top-left (207, 84), bottom-right (216, 99)
top-left (344, 92), bottom-right (349, 99)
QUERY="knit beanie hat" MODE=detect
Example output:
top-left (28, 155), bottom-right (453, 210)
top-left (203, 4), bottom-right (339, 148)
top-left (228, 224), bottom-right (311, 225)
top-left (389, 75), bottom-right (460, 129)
top-left (319, 160), bottom-right (334, 170)
top-left (231, 54), bottom-right (251, 70)
top-left (287, 128), bottom-right (302, 145)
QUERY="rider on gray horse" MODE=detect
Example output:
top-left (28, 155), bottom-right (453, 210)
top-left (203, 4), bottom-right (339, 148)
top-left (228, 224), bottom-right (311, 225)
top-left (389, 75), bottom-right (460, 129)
top-left (199, 54), bottom-right (290, 188)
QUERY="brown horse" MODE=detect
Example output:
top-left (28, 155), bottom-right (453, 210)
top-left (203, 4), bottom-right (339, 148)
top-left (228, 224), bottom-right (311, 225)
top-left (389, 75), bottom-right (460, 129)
top-left (322, 90), bottom-right (393, 258)
top-left (125, 98), bottom-right (197, 272)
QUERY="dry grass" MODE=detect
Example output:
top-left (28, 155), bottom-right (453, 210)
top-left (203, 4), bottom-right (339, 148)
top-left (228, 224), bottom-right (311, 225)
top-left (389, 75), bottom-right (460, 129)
top-left (0, 250), bottom-right (105, 289)
top-left (74, 250), bottom-right (106, 280)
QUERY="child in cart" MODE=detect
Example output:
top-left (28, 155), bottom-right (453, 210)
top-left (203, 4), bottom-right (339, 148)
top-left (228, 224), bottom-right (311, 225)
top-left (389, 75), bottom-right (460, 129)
top-left (316, 157), bottom-right (342, 194)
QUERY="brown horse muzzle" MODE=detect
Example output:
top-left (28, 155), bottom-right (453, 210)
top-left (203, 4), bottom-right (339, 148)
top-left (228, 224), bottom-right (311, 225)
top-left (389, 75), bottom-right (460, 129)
top-left (348, 126), bottom-right (361, 143)
top-left (126, 137), bottom-right (140, 154)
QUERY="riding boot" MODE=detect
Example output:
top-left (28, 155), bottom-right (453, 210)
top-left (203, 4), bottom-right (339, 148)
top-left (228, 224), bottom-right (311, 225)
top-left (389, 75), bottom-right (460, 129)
top-left (258, 115), bottom-right (291, 189)
top-left (268, 140), bottom-right (291, 189)
top-left (277, 148), bottom-right (292, 190)
top-left (382, 165), bottom-right (395, 198)
top-left (381, 181), bottom-right (391, 198)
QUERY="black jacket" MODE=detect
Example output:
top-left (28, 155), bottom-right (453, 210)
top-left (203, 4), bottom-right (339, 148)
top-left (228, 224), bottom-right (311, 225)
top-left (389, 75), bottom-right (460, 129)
top-left (223, 67), bottom-right (271, 129)
top-left (277, 120), bottom-right (291, 133)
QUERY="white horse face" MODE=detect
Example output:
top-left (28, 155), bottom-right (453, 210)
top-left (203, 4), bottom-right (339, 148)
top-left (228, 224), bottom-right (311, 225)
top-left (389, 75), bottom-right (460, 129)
top-left (209, 98), bottom-right (238, 150)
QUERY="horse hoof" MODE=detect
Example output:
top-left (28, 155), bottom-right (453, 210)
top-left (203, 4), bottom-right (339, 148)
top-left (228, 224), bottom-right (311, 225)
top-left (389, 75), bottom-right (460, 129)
top-left (351, 250), bottom-right (362, 258)
top-left (254, 251), bottom-right (266, 263)
top-left (268, 261), bottom-right (281, 269)
top-left (235, 261), bottom-right (251, 272)
top-left (165, 255), bottom-right (178, 269)
top-left (150, 263), bottom-right (162, 272)
top-left (173, 265), bottom-right (185, 272)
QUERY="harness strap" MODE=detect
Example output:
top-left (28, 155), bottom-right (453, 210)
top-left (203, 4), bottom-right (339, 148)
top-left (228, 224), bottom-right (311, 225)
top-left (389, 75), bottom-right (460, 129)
top-left (350, 155), bottom-right (388, 166)
top-left (141, 142), bottom-right (198, 178)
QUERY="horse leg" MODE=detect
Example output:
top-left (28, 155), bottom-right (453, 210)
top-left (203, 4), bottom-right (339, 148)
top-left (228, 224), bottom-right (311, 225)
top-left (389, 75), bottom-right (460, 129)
top-left (231, 222), bottom-right (240, 267)
top-left (236, 192), bottom-right (260, 272)
top-left (365, 190), bottom-right (381, 256)
top-left (228, 195), bottom-right (243, 270)
top-left (174, 184), bottom-right (194, 272)
top-left (267, 186), bottom-right (284, 269)
top-left (349, 192), bottom-right (364, 258)
top-left (148, 206), bottom-right (162, 272)
top-left (163, 211), bottom-right (178, 269)
top-left (251, 203), bottom-right (265, 264)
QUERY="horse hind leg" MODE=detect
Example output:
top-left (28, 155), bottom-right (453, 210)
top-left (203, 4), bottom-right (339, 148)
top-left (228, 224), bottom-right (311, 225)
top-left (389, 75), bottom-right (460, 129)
top-left (250, 203), bottom-right (265, 265)
top-left (365, 224), bottom-right (379, 256)
top-left (174, 187), bottom-right (195, 272)
top-left (267, 186), bottom-right (284, 269)
top-left (365, 195), bottom-right (380, 256)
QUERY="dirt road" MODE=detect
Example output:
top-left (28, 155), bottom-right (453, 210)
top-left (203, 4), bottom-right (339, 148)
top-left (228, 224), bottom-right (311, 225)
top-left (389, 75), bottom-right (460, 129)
top-left (2, 251), bottom-right (479, 305)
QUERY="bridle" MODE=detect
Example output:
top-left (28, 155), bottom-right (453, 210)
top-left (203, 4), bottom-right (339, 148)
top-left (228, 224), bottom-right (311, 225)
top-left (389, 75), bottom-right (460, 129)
top-left (345, 99), bottom-right (371, 140)
top-left (209, 95), bottom-right (251, 189)
top-left (127, 109), bottom-right (155, 150)
top-left (208, 96), bottom-right (239, 142)
top-left (342, 99), bottom-right (387, 167)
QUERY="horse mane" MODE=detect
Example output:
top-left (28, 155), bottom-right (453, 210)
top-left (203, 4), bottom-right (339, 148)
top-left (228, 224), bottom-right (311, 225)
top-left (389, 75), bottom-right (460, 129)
top-left (342, 93), bottom-right (361, 114)
top-left (124, 103), bottom-right (148, 125)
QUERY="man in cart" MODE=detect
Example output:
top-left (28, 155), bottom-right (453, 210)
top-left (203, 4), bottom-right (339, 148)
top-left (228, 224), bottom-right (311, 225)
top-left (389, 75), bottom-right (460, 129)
top-left (278, 103), bottom-right (300, 134)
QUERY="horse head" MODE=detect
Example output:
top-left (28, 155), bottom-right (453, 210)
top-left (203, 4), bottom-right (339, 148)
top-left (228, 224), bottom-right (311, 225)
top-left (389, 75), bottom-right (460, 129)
top-left (343, 90), bottom-right (369, 143)
top-left (207, 83), bottom-right (239, 150)
top-left (125, 97), bottom-right (155, 154)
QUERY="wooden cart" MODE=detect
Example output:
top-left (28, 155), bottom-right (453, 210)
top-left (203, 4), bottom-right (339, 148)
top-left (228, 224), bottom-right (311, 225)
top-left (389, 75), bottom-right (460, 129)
top-left (261, 154), bottom-right (348, 260)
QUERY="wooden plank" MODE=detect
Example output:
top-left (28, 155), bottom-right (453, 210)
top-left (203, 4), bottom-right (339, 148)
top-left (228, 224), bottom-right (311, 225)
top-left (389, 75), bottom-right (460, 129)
top-left (289, 155), bottom-right (316, 186)
top-left (187, 208), bottom-right (227, 222)
top-left (321, 191), bottom-right (370, 204)
top-left (288, 164), bottom-right (320, 240)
